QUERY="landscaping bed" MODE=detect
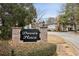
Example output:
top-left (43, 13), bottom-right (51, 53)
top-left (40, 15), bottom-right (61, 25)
top-left (0, 40), bottom-right (11, 56)
top-left (0, 40), bottom-right (57, 56)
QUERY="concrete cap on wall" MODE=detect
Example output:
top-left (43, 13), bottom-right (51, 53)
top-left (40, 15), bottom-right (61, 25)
top-left (12, 27), bottom-right (22, 29)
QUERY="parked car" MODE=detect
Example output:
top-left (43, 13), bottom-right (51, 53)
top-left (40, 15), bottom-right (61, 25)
top-left (47, 25), bottom-right (56, 31)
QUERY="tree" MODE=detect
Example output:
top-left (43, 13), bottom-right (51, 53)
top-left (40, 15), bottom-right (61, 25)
top-left (58, 3), bottom-right (79, 32)
top-left (0, 3), bottom-right (37, 40)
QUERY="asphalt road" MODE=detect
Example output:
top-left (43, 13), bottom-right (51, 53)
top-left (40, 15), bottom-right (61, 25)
top-left (48, 32), bottom-right (79, 49)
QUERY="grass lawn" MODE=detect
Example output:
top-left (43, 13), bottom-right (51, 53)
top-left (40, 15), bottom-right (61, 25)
top-left (0, 40), bottom-right (57, 56)
top-left (48, 34), bottom-right (65, 44)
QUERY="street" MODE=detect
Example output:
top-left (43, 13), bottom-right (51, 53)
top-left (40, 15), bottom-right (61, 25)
top-left (48, 32), bottom-right (79, 55)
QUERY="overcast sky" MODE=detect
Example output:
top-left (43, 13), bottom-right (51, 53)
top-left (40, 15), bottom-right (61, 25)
top-left (34, 3), bottom-right (63, 19)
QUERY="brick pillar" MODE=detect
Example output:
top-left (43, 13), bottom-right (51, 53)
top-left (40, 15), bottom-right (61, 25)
top-left (12, 27), bottom-right (22, 47)
top-left (40, 26), bottom-right (48, 42)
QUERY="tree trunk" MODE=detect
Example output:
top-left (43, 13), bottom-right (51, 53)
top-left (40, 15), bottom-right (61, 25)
top-left (74, 23), bottom-right (77, 32)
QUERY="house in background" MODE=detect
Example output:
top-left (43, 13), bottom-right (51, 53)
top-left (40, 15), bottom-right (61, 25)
top-left (56, 15), bottom-right (79, 32)
top-left (46, 17), bottom-right (57, 31)
top-left (31, 18), bottom-right (48, 29)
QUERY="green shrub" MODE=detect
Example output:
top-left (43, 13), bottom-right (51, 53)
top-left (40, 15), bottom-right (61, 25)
top-left (15, 43), bottom-right (57, 56)
top-left (27, 44), bottom-right (56, 56)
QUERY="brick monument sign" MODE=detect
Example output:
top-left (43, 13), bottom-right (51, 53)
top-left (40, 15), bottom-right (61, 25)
top-left (12, 26), bottom-right (47, 44)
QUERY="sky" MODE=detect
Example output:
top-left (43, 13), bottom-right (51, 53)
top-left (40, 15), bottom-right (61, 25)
top-left (34, 3), bottom-right (63, 19)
